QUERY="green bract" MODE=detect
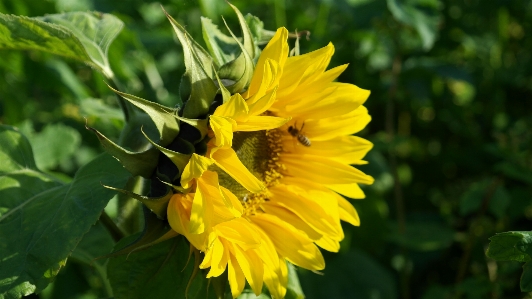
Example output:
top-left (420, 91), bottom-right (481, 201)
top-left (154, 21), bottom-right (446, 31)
top-left (89, 5), bottom-right (268, 257)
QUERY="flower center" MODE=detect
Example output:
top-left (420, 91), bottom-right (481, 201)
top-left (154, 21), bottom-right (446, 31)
top-left (215, 128), bottom-right (285, 215)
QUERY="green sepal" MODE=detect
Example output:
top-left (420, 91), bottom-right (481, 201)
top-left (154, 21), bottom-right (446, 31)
top-left (87, 126), bottom-right (159, 178)
top-left (171, 115), bottom-right (209, 142)
top-left (98, 206), bottom-right (178, 259)
top-left (213, 67), bottom-right (232, 103)
top-left (228, 3), bottom-right (255, 59)
top-left (164, 10), bottom-right (218, 119)
top-left (216, 17), bottom-right (254, 94)
top-left (157, 179), bottom-right (187, 194)
top-left (107, 84), bottom-right (180, 147)
top-left (201, 4), bottom-right (255, 94)
top-left (201, 17), bottom-right (240, 67)
top-left (140, 127), bottom-right (191, 176)
top-left (103, 184), bottom-right (173, 220)
top-left (245, 14), bottom-right (264, 50)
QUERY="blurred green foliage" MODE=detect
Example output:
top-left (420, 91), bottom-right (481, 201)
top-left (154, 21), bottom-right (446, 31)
top-left (1, 0), bottom-right (532, 298)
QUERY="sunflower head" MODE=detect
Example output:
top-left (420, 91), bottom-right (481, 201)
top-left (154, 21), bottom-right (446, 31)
top-left (92, 4), bottom-right (373, 299)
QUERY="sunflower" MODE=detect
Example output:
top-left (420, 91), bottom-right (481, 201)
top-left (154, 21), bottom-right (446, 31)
top-left (166, 27), bottom-right (374, 298)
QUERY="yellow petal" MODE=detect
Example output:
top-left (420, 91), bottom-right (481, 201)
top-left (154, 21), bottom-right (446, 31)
top-left (261, 202), bottom-right (322, 241)
top-left (326, 183), bottom-right (366, 199)
top-left (273, 64), bottom-right (347, 110)
top-left (228, 252), bottom-right (246, 298)
top-left (315, 235), bottom-right (340, 252)
top-left (211, 148), bottom-right (265, 193)
top-left (247, 88), bottom-right (277, 116)
top-left (249, 222), bottom-right (279, 270)
top-left (245, 58), bottom-right (279, 105)
top-left (302, 105), bottom-right (371, 141)
top-left (282, 154), bottom-right (374, 185)
top-left (251, 213), bottom-right (325, 271)
top-left (180, 153), bottom-right (213, 188)
top-left (267, 184), bottom-right (342, 240)
top-left (199, 171), bottom-right (241, 223)
top-left (233, 245), bottom-right (264, 296)
top-left (205, 237), bottom-right (229, 278)
top-left (263, 262), bottom-right (287, 299)
top-left (243, 27), bottom-right (288, 101)
top-left (286, 135), bottom-right (373, 165)
top-left (214, 218), bottom-right (261, 251)
top-left (277, 43), bottom-right (335, 98)
top-left (209, 115), bottom-right (236, 148)
top-left (167, 193), bottom-right (206, 250)
top-left (283, 83), bottom-right (370, 120)
top-left (336, 195), bottom-right (360, 226)
top-left (236, 115), bottom-right (290, 132)
top-left (213, 93), bottom-right (249, 121)
top-left (189, 179), bottom-right (213, 234)
top-left (220, 186), bottom-right (244, 215)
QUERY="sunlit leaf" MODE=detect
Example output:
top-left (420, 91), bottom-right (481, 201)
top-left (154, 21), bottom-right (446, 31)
top-left (36, 12), bottom-right (124, 78)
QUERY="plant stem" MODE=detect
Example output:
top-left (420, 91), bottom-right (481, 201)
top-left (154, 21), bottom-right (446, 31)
top-left (100, 210), bottom-right (126, 242)
top-left (107, 74), bottom-right (134, 123)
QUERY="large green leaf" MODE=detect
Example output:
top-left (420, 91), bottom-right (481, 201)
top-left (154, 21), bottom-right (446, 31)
top-left (0, 12), bottom-right (123, 78)
top-left (487, 231), bottom-right (532, 292)
top-left (486, 231), bottom-right (532, 263)
top-left (36, 12), bottom-right (123, 78)
top-left (0, 14), bottom-right (91, 70)
top-left (28, 123), bottom-right (82, 171)
top-left (0, 125), bottom-right (130, 299)
top-left (107, 235), bottom-right (216, 299)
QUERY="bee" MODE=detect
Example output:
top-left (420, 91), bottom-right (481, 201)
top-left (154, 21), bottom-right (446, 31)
top-left (288, 122), bottom-right (311, 147)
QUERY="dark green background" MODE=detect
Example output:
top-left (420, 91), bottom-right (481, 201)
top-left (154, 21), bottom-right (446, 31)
top-left (1, 0), bottom-right (531, 298)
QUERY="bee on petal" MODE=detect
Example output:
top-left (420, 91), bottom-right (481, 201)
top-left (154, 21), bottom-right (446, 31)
top-left (288, 122), bottom-right (311, 147)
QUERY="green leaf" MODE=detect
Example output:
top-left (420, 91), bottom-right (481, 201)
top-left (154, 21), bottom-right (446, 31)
top-left (107, 235), bottom-right (215, 299)
top-left (486, 231), bottom-right (532, 262)
top-left (0, 12), bottom-right (122, 79)
top-left (87, 125), bottom-right (159, 178)
top-left (285, 263), bottom-right (304, 299)
top-left (386, 0), bottom-right (442, 50)
top-left (0, 13), bottom-right (92, 71)
top-left (29, 123), bottom-right (82, 171)
top-left (521, 261), bottom-right (532, 292)
top-left (36, 12), bottom-right (124, 78)
top-left (80, 98), bottom-right (125, 121)
top-left (0, 125), bottom-right (130, 298)
top-left (165, 10), bottom-right (218, 119)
